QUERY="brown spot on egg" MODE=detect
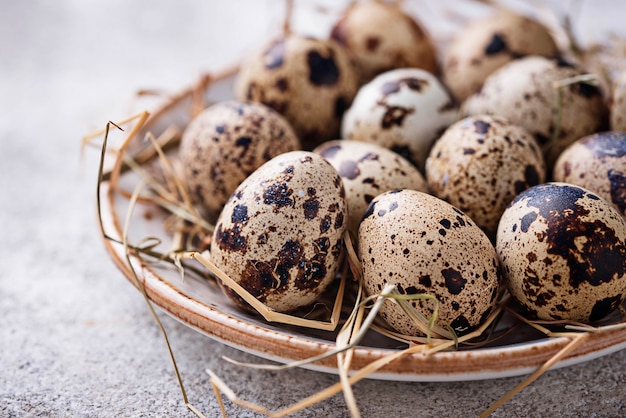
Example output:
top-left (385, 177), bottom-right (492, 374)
top-left (473, 120), bottom-right (490, 134)
top-left (303, 198), bottom-right (320, 220)
top-left (215, 224), bottom-right (248, 253)
top-left (365, 36), bottom-right (380, 52)
top-left (381, 106), bottom-right (414, 129)
top-left (275, 77), bottom-right (289, 92)
top-left (571, 81), bottom-right (601, 99)
top-left (320, 215), bottom-right (332, 233)
top-left (519, 212), bottom-right (537, 232)
top-left (522, 185), bottom-right (626, 289)
top-left (589, 295), bottom-right (623, 321)
top-left (239, 260), bottom-right (281, 302)
top-left (263, 182), bottom-right (294, 210)
top-left (484, 33), bottom-right (508, 55)
top-left (442, 268), bottom-right (466, 294)
top-left (307, 49), bottom-right (340, 86)
top-left (450, 315), bottom-right (472, 334)
top-left (608, 169), bottom-right (626, 213)
top-left (334, 212), bottom-right (345, 229)
top-left (231, 204), bottom-right (249, 224)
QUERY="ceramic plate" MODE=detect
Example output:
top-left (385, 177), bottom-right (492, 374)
top-left (98, 73), bottom-right (626, 382)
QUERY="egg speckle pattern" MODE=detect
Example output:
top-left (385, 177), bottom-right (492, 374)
top-left (330, 0), bottom-right (437, 83)
top-left (443, 11), bottom-right (558, 102)
top-left (426, 115), bottom-right (546, 239)
top-left (180, 100), bottom-right (300, 220)
top-left (211, 151), bottom-right (347, 313)
top-left (359, 190), bottom-right (500, 336)
top-left (235, 34), bottom-right (359, 150)
top-left (554, 132), bottom-right (626, 219)
top-left (463, 56), bottom-right (607, 167)
top-left (496, 183), bottom-right (626, 322)
top-left (314, 140), bottom-right (428, 233)
top-left (342, 68), bottom-right (457, 171)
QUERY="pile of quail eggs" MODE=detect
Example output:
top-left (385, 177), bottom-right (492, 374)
top-left (178, 1), bottom-right (626, 337)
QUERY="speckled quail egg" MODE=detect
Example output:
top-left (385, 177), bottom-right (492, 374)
top-left (443, 10), bottom-right (558, 102)
top-left (496, 182), bottom-right (626, 322)
top-left (179, 100), bottom-right (300, 221)
top-left (314, 140), bottom-right (428, 233)
top-left (463, 56), bottom-right (608, 168)
top-left (234, 34), bottom-right (359, 150)
top-left (426, 115), bottom-right (546, 240)
top-left (341, 68), bottom-right (458, 171)
top-left (553, 132), bottom-right (626, 219)
top-left (210, 151), bottom-right (347, 313)
top-left (330, 0), bottom-right (437, 83)
top-left (610, 70), bottom-right (626, 131)
top-left (359, 190), bottom-right (501, 336)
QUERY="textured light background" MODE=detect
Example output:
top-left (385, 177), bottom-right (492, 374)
top-left (1, 1), bottom-right (624, 417)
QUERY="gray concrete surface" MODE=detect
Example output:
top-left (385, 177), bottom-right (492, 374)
top-left (1, 1), bottom-right (624, 417)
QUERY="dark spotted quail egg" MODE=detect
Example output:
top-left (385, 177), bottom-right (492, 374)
top-left (314, 140), bottom-right (428, 233)
top-left (426, 114), bottom-right (546, 240)
top-left (443, 10), bottom-right (558, 102)
top-left (463, 56), bottom-right (608, 168)
top-left (180, 100), bottom-right (300, 221)
top-left (359, 190), bottom-right (501, 336)
top-left (234, 34), bottom-right (359, 150)
top-left (496, 182), bottom-right (626, 322)
top-left (610, 71), bottom-right (626, 131)
top-left (210, 151), bottom-right (347, 313)
top-left (341, 68), bottom-right (457, 171)
top-left (553, 132), bottom-right (626, 219)
top-left (330, 0), bottom-right (437, 83)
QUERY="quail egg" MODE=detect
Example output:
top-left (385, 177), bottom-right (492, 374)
top-left (330, 0), bottom-right (437, 83)
top-left (234, 34), bottom-right (359, 150)
top-left (211, 151), bottom-right (347, 313)
top-left (426, 114), bottom-right (546, 239)
top-left (443, 10), bottom-right (558, 102)
top-left (341, 68), bottom-right (458, 171)
top-left (463, 56), bottom-right (608, 167)
top-left (314, 139), bottom-right (428, 233)
top-left (359, 189), bottom-right (501, 336)
top-left (179, 100), bottom-right (300, 220)
top-left (496, 182), bottom-right (626, 322)
top-left (553, 132), bottom-right (626, 219)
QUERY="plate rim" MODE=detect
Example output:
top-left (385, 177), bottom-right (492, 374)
top-left (99, 181), bottom-right (626, 382)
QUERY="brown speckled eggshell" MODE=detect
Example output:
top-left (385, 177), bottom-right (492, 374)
top-left (341, 68), bottom-right (458, 171)
top-left (426, 114), bottom-right (546, 240)
top-left (211, 151), bottom-right (347, 313)
top-left (234, 34), bottom-right (359, 150)
top-left (553, 132), bottom-right (626, 219)
top-left (496, 182), bottom-right (626, 322)
top-left (180, 100), bottom-right (300, 220)
top-left (443, 11), bottom-right (558, 102)
top-left (359, 190), bottom-right (501, 336)
top-left (330, 0), bottom-right (437, 83)
top-left (463, 56), bottom-right (608, 168)
top-left (314, 139), bottom-right (428, 233)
